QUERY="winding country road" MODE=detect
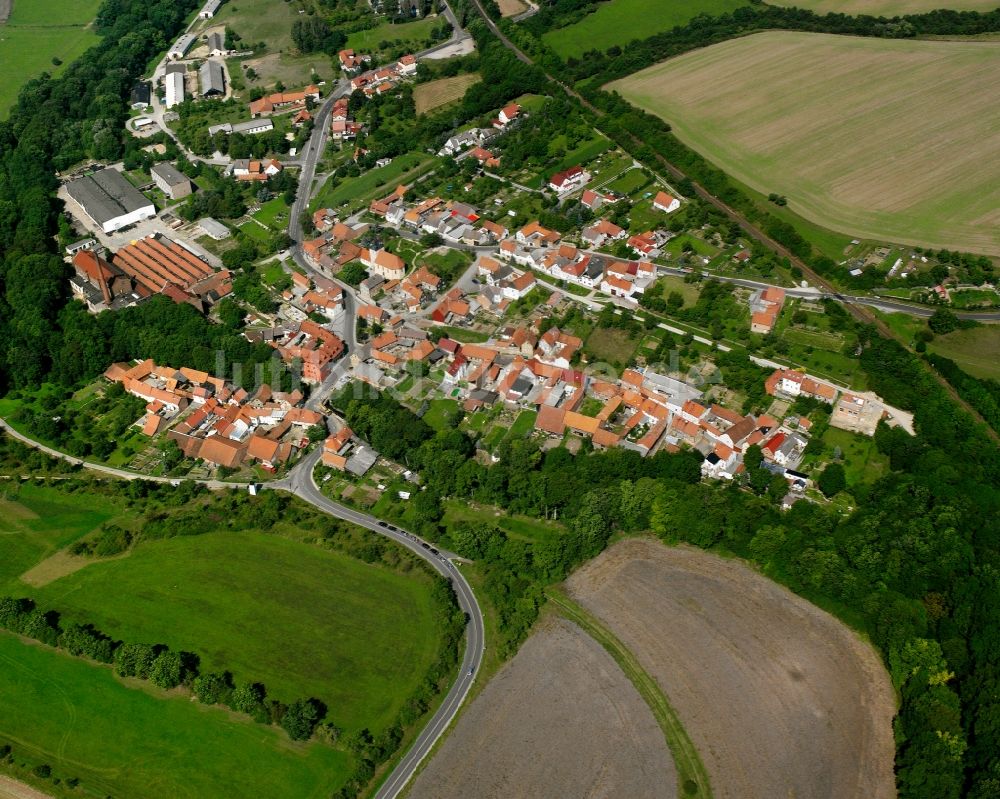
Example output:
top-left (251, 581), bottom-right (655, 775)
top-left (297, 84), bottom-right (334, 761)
top-left (0, 419), bottom-right (485, 799)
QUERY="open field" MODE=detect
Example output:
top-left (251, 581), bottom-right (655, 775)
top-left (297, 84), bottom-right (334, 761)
top-left (407, 615), bottom-right (676, 799)
top-left (610, 32), bottom-right (1000, 255)
top-left (0, 483), bottom-right (117, 589)
top-left (566, 538), bottom-right (896, 799)
top-left (772, 0), bottom-right (1000, 12)
top-left (413, 73), bottom-right (479, 114)
top-left (0, 0), bottom-right (102, 117)
top-left (929, 323), bottom-right (1000, 380)
top-left (22, 530), bottom-right (442, 735)
top-left (344, 17), bottom-right (439, 52)
top-left (311, 152), bottom-right (436, 212)
top-left (0, 633), bottom-right (351, 798)
top-left (542, 0), bottom-right (746, 59)
top-left (497, 0), bottom-right (529, 16)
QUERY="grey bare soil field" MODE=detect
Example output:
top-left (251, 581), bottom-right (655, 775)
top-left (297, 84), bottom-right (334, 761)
top-left (407, 615), bottom-right (677, 799)
top-left (566, 538), bottom-right (896, 799)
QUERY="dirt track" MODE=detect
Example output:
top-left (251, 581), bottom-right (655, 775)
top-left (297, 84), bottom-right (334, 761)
top-left (407, 615), bottom-right (677, 799)
top-left (0, 0), bottom-right (11, 25)
top-left (566, 539), bottom-right (896, 799)
top-left (0, 777), bottom-right (52, 799)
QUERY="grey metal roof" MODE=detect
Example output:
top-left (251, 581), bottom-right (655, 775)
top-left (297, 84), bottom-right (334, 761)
top-left (207, 32), bottom-right (225, 52)
top-left (66, 169), bottom-right (153, 226)
top-left (171, 33), bottom-right (197, 55)
top-left (231, 118), bottom-right (273, 134)
top-left (197, 218), bottom-right (230, 239)
top-left (199, 60), bottom-right (225, 96)
top-left (150, 162), bottom-right (189, 187)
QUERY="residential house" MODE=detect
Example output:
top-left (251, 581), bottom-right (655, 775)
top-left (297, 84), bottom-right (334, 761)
top-left (652, 191), bottom-right (680, 213)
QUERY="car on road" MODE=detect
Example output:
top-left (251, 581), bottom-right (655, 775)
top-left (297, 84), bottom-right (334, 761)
top-left (378, 521), bottom-right (388, 527)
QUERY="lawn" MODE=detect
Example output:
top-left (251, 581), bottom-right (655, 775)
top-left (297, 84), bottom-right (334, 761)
top-left (421, 398), bottom-right (461, 430)
top-left (655, 275), bottom-right (700, 307)
top-left (414, 73), bottom-right (480, 115)
top-left (821, 426), bottom-right (889, 486)
top-left (311, 152), bottom-right (436, 213)
top-left (534, 134), bottom-right (611, 187)
top-left (345, 17), bottom-right (440, 52)
top-left (0, 0), bottom-right (102, 117)
top-left (507, 410), bottom-right (537, 439)
top-left (254, 197), bottom-right (289, 229)
top-left (584, 327), bottom-right (641, 368)
top-left (542, 0), bottom-right (747, 59)
top-left (0, 634), bottom-right (352, 799)
top-left (23, 531), bottom-right (443, 735)
top-left (431, 325), bottom-right (491, 343)
top-left (929, 324), bottom-right (1000, 381)
top-left (605, 168), bottom-right (652, 197)
top-left (610, 32), bottom-right (1000, 255)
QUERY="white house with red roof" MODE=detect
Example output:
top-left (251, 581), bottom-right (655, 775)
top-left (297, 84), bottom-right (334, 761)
top-left (653, 191), bottom-right (681, 213)
top-left (548, 165), bottom-right (590, 194)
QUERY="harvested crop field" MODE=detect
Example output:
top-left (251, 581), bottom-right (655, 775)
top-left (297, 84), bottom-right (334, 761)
top-left (413, 73), bottom-right (479, 114)
top-left (497, 0), bottom-right (528, 16)
top-left (610, 32), bottom-right (1000, 255)
top-left (566, 538), bottom-right (896, 799)
top-left (407, 615), bottom-right (677, 799)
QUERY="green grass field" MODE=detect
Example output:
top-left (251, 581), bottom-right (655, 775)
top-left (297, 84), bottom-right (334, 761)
top-left (23, 530), bottom-right (442, 734)
top-left (542, 0), bottom-right (747, 59)
top-left (0, 483), bottom-right (117, 588)
top-left (253, 197), bottom-right (289, 229)
top-left (0, 633), bottom-right (352, 798)
top-left (311, 153), bottom-right (436, 213)
top-left (929, 324), bottom-right (1000, 381)
top-left (421, 398), bottom-right (461, 430)
top-left (345, 17), bottom-right (439, 52)
top-left (770, 0), bottom-right (999, 12)
top-left (0, 0), bottom-right (102, 117)
top-left (610, 32), bottom-right (1000, 255)
top-left (443, 501), bottom-right (565, 544)
top-left (821, 427), bottom-right (889, 486)
top-left (507, 410), bottom-right (537, 439)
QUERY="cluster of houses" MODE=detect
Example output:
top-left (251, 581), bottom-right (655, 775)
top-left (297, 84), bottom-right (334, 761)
top-left (104, 358), bottom-right (323, 471)
top-left (375, 192), bottom-right (503, 248)
top-left (499, 221), bottom-right (656, 301)
top-left (348, 55), bottom-right (418, 96)
top-left (765, 367), bottom-right (888, 437)
top-left (227, 158), bottom-right (283, 182)
top-left (330, 97), bottom-right (362, 142)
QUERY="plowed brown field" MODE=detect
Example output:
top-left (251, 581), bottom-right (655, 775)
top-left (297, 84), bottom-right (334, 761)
top-left (566, 538), bottom-right (896, 799)
top-left (407, 615), bottom-right (677, 799)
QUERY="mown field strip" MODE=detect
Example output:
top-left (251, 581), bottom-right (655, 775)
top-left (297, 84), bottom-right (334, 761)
top-left (547, 588), bottom-right (712, 799)
top-left (610, 32), bottom-right (1000, 255)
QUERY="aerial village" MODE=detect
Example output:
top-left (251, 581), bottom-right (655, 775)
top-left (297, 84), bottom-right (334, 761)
top-left (45, 0), bottom-right (915, 501)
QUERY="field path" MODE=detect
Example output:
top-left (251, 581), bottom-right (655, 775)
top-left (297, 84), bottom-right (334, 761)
top-left (0, 776), bottom-right (53, 799)
top-left (565, 539), bottom-right (896, 799)
top-left (0, 0), bottom-right (11, 25)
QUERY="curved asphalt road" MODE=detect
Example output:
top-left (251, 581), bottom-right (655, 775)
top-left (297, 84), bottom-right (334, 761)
top-left (1, 420), bottom-right (485, 799)
top-left (276, 448), bottom-right (485, 799)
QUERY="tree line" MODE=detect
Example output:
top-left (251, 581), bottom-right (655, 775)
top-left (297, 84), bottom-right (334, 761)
top-left (0, 594), bottom-right (328, 741)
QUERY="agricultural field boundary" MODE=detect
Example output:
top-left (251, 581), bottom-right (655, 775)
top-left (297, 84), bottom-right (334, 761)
top-left (547, 587), bottom-right (712, 799)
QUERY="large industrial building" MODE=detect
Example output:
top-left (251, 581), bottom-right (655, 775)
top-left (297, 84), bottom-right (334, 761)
top-left (65, 169), bottom-right (156, 234)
